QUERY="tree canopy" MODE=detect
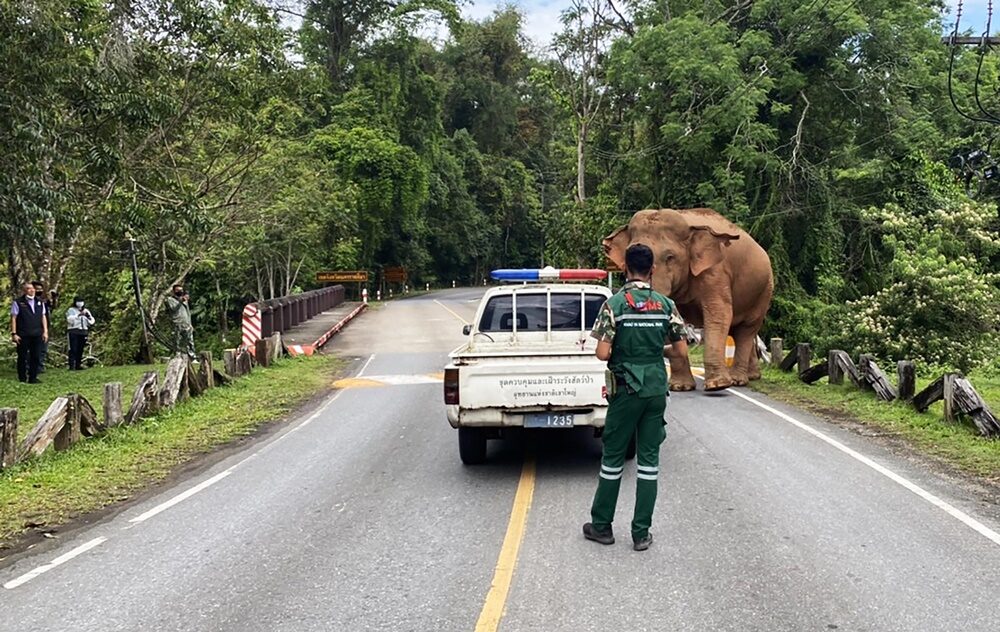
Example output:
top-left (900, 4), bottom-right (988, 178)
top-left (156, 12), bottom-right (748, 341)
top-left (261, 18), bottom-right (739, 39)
top-left (2, 0), bottom-right (998, 371)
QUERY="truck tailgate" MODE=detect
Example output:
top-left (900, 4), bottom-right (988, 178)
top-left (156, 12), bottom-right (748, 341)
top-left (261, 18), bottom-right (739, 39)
top-left (458, 356), bottom-right (606, 409)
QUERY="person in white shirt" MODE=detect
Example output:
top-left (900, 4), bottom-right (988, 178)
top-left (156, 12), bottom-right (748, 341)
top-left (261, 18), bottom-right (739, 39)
top-left (66, 296), bottom-right (95, 370)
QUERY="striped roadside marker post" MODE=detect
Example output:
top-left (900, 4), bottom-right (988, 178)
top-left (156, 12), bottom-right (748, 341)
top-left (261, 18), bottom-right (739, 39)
top-left (242, 304), bottom-right (261, 353)
top-left (286, 344), bottom-right (315, 357)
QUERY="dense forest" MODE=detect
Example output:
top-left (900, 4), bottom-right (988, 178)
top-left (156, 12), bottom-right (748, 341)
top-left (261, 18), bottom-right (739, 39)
top-left (2, 0), bottom-right (998, 371)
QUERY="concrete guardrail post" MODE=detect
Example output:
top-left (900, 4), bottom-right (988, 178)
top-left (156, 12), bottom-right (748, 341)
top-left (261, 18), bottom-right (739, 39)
top-left (260, 301), bottom-right (274, 338)
top-left (274, 299), bottom-right (285, 334)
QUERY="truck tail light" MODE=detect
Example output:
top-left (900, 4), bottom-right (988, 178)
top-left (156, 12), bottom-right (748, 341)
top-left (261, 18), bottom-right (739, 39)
top-left (444, 368), bottom-right (460, 405)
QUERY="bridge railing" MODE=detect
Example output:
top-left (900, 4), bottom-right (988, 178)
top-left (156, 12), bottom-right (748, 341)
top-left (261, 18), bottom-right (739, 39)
top-left (254, 286), bottom-right (345, 339)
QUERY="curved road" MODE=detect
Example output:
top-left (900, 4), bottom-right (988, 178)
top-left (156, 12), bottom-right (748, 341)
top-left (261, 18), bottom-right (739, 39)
top-left (2, 288), bottom-right (1000, 631)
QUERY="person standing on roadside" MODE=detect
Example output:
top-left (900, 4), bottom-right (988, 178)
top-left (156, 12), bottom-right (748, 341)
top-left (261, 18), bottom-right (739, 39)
top-left (583, 243), bottom-right (688, 552)
top-left (66, 296), bottom-right (95, 370)
top-left (10, 282), bottom-right (49, 383)
top-left (164, 284), bottom-right (195, 359)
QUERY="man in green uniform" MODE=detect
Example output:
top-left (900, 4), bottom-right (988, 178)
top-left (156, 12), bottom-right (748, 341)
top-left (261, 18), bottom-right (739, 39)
top-left (164, 284), bottom-right (195, 360)
top-left (584, 243), bottom-right (688, 551)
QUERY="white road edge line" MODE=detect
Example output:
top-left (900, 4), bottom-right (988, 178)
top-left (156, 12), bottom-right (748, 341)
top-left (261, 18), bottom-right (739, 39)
top-left (129, 471), bottom-right (233, 524)
top-left (288, 390), bottom-right (345, 433)
top-left (4, 537), bottom-right (108, 590)
top-left (696, 374), bottom-right (1000, 547)
top-left (5, 353), bottom-right (367, 586)
top-left (131, 354), bottom-right (366, 523)
top-left (357, 353), bottom-right (375, 377)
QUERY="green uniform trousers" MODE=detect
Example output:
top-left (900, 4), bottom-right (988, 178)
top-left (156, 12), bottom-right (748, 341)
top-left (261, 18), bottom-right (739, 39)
top-left (591, 392), bottom-right (667, 540)
top-left (174, 326), bottom-right (195, 360)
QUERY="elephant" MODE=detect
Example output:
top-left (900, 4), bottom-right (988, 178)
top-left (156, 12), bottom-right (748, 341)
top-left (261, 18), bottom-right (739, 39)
top-left (603, 208), bottom-right (773, 392)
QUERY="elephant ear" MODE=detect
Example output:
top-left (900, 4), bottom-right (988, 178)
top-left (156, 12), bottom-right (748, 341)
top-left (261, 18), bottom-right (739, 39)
top-left (602, 225), bottom-right (630, 270)
top-left (689, 225), bottom-right (740, 277)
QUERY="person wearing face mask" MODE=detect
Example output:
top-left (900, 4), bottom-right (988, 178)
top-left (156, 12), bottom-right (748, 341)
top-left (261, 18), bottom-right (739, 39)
top-left (164, 284), bottom-right (195, 360)
top-left (10, 282), bottom-right (49, 383)
top-left (66, 297), bottom-right (95, 370)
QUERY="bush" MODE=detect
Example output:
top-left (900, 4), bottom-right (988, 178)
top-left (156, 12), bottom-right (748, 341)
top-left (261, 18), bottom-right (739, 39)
top-left (829, 201), bottom-right (1000, 373)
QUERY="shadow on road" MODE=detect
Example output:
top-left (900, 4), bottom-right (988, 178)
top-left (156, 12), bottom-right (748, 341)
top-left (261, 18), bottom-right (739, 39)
top-left (461, 427), bottom-right (603, 473)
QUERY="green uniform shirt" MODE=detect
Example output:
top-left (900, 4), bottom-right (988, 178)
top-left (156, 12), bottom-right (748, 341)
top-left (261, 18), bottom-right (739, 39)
top-left (165, 296), bottom-right (192, 329)
top-left (590, 281), bottom-right (685, 398)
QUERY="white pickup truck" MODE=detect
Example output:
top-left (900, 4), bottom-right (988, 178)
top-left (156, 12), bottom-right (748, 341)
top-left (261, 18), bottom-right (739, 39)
top-left (444, 269), bottom-right (615, 464)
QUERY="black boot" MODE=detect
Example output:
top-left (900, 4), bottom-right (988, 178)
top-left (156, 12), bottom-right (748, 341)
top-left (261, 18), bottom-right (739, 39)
top-left (583, 523), bottom-right (615, 545)
top-left (633, 534), bottom-right (653, 552)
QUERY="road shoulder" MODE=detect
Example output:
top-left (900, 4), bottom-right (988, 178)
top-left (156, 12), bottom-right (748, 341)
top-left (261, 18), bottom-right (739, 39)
top-left (0, 355), bottom-right (344, 562)
top-left (750, 368), bottom-right (1000, 502)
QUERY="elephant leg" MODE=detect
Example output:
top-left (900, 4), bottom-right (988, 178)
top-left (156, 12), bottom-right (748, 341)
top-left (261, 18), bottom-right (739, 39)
top-left (748, 342), bottom-right (761, 381)
top-left (669, 351), bottom-right (696, 392)
top-left (701, 297), bottom-right (734, 392)
top-left (729, 324), bottom-right (759, 386)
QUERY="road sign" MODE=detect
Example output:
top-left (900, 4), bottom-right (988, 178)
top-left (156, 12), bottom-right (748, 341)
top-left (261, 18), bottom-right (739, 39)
top-left (316, 271), bottom-right (368, 283)
top-left (384, 266), bottom-right (407, 283)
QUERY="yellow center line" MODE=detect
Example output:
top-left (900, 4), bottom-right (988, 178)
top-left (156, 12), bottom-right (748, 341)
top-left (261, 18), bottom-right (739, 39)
top-left (434, 299), bottom-right (471, 326)
top-left (475, 456), bottom-right (536, 632)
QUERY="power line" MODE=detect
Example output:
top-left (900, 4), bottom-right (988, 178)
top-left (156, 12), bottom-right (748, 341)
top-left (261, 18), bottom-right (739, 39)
top-left (973, 0), bottom-right (1000, 123)
top-left (946, 0), bottom-right (1000, 124)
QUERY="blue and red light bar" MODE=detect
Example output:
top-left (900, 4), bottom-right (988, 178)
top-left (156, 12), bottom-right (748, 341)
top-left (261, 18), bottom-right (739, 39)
top-left (490, 267), bottom-right (608, 282)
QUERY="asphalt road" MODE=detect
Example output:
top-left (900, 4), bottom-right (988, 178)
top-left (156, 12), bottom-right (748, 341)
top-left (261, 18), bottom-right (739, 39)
top-left (3, 287), bottom-right (1000, 631)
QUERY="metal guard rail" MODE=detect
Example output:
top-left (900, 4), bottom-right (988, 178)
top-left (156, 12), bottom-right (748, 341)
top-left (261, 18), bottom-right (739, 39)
top-left (255, 286), bottom-right (345, 338)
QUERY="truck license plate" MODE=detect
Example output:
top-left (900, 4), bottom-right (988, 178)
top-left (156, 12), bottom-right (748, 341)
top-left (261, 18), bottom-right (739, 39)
top-left (525, 413), bottom-right (575, 428)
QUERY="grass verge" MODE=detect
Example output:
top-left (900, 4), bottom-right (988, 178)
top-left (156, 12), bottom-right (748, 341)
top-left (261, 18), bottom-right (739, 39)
top-left (751, 367), bottom-right (1000, 480)
top-left (0, 355), bottom-right (340, 548)
top-left (1, 364), bottom-right (154, 441)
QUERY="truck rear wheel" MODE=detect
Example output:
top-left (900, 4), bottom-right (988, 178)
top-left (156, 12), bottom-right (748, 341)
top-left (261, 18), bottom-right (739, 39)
top-left (459, 428), bottom-right (488, 464)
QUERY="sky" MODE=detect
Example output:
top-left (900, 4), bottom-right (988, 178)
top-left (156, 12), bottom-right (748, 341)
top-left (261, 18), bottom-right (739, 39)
top-left (947, 0), bottom-right (993, 33)
top-left (460, 0), bottom-right (572, 48)
top-left (456, 1), bottom-right (996, 49)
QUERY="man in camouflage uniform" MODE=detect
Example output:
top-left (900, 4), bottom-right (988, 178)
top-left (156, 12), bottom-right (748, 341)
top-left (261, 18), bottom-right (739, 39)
top-left (164, 284), bottom-right (195, 360)
top-left (584, 243), bottom-right (688, 551)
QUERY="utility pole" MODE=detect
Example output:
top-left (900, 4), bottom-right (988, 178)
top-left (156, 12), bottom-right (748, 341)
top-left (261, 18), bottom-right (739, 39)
top-left (127, 235), bottom-right (155, 364)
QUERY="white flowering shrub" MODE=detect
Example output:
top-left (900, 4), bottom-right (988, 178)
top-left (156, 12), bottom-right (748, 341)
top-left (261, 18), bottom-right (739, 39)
top-left (833, 202), bottom-right (1000, 373)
